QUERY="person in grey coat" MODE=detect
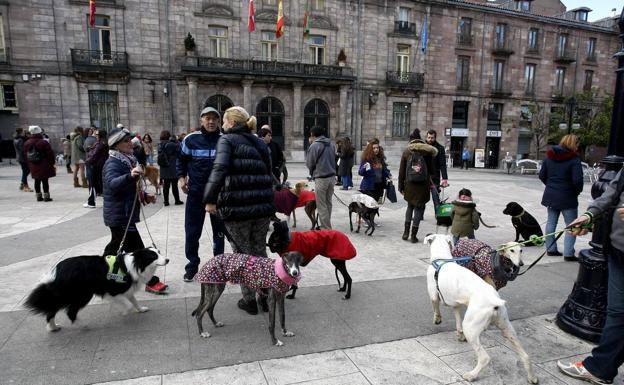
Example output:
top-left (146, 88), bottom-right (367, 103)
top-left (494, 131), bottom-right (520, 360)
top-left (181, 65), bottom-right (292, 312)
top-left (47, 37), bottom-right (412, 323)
top-left (306, 126), bottom-right (336, 229)
top-left (558, 170), bottom-right (624, 385)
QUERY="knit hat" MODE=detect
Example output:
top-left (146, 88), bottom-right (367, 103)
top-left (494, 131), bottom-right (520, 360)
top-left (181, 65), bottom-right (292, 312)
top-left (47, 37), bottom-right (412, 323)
top-left (108, 128), bottom-right (132, 148)
top-left (131, 137), bottom-right (141, 147)
top-left (28, 125), bottom-right (42, 135)
top-left (116, 123), bottom-right (125, 129)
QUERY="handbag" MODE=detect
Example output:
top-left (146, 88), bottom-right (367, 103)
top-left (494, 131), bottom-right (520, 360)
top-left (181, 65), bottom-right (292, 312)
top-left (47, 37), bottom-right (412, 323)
top-left (385, 180), bottom-right (398, 203)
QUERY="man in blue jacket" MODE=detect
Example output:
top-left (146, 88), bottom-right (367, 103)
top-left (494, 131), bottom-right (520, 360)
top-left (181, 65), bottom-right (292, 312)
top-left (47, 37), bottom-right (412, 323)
top-left (178, 107), bottom-right (226, 281)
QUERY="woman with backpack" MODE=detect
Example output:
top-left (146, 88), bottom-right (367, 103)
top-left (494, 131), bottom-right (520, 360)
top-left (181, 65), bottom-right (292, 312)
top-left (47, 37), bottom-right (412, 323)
top-left (158, 130), bottom-right (183, 206)
top-left (24, 125), bottom-right (56, 202)
top-left (398, 129), bottom-right (438, 243)
top-left (358, 138), bottom-right (391, 202)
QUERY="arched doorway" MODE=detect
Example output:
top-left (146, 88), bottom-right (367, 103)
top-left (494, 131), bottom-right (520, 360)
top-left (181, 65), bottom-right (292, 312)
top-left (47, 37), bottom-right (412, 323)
top-left (256, 96), bottom-right (285, 150)
top-left (203, 94), bottom-right (233, 122)
top-left (303, 98), bottom-right (330, 152)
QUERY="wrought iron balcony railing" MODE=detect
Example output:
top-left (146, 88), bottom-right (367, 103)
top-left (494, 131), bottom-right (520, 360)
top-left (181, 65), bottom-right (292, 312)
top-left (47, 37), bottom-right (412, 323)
top-left (551, 85), bottom-right (571, 101)
top-left (456, 33), bottom-right (473, 47)
top-left (585, 53), bottom-right (597, 63)
top-left (394, 21), bottom-right (416, 35)
top-left (457, 79), bottom-right (470, 91)
top-left (386, 71), bottom-right (425, 90)
top-left (526, 45), bottom-right (540, 55)
top-left (182, 56), bottom-right (355, 81)
top-left (71, 49), bottom-right (129, 71)
top-left (554, 48), bottom-right (577, 63)
top-left (491, 39), bottom-right (514, 55)
top-left (491, 81), bottom-right (512, 97)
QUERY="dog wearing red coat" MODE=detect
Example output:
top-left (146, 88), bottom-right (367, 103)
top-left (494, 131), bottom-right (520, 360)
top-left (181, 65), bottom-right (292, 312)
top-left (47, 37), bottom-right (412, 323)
top-left (267, 220), bottom-right (357, 299)
top-left (273, 181), bottom-right (318, 229)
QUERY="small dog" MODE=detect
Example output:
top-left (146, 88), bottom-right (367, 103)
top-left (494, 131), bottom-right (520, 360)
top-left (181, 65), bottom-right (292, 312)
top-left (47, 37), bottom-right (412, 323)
top-left (55, 154), bottom-right (65, 166)
top-left (503, 202), bottom-right (543, 246)
top-left (191, 252), bottom-right (303, 346)
top-left (24, 247), bottom-right (169, 332)
top-left (452, 239), bottom-right (524, 290)
top-left (273, 181), bottom-right (318, 229)
top-left (144, 165), bottom-right (161, 195)
top-left (267, 220), bottom-right (357, 299)
top-left (349, 193), bottom-right (379, 236)
top-left (424, 234), bottom-right (538, 384)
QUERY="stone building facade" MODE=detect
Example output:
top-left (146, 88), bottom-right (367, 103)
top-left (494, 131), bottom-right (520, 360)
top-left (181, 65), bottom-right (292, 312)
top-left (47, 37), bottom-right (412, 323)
top-left (0, 0), bottom-right (618, 166)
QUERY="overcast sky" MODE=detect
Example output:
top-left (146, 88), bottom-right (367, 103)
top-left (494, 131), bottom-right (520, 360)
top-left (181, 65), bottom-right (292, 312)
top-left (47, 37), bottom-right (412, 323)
top-left (561, 0), bottom-right (622, 21)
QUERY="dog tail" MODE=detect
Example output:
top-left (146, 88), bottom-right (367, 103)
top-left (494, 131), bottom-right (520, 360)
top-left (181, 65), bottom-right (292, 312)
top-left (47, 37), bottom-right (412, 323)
top-left (24, 283), bottom-right (60, 315)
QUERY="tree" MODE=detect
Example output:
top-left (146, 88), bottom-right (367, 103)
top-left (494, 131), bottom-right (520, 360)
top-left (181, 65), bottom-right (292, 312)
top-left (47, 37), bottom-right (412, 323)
top-left (522, 101), bottom-right (550, 160)
top-left (574, 91), bottom-right (612, 148)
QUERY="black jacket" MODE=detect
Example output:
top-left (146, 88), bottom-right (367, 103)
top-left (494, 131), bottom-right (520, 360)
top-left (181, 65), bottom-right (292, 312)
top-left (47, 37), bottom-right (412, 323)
top-left (203, 125), bottom-right (276, 221)
top-left (429, 141), bottom-right (448, 185)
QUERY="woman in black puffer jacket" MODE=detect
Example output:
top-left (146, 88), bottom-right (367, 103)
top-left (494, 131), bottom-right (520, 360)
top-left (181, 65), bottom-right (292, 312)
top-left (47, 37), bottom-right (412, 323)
top-left (204, 106), bottom-right (276, 315)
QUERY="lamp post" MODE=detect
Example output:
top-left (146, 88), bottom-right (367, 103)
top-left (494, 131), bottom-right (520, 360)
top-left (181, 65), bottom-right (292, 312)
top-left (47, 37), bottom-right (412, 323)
top-left (567, 96), bottom-right (577, 134)
top-left (556, 7), bottom-right (624, 342)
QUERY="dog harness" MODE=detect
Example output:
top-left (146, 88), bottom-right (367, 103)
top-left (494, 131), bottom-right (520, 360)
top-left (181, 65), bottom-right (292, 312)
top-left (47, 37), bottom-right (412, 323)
top-left (195, 253), bottom-right (300, 294)
top-left (432, 256), bottom-right (474, 306)
top-left (105, 255), bottom-right (127, 283)
top-left (282, 230), bottom-right (357, 266)
top-left (452, 239), bottom-right (511, 290)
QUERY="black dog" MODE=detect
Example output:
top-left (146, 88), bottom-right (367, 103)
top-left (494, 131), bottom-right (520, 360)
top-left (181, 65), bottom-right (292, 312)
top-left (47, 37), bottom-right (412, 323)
top-left (502, 202), bottom-right (543, 246)
top-left (24, 247), bottom-right (169, 332)
top-left (268, 220), bottom-right (357, 300)
top-left (348, 201), bottom-right (379, 236)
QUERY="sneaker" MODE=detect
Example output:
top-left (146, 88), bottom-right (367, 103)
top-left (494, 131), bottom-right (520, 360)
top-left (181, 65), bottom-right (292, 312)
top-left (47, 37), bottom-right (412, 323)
top-left (145, 281), bottom-right (168, 295)
top-left (83, 203), bottom-right (96, 209)
top-left (183, 273), bottom-right (194, 282)
top-left (564, 255), bottom-right (579, 262)
top-left (237, 299), bottom-right (258, 315)
top-left (175, 201), bottom-right (184, 205)
top-left (547, 251), bottom-right (563, 256)
top-left (557, 361), bottom-right (612, 384)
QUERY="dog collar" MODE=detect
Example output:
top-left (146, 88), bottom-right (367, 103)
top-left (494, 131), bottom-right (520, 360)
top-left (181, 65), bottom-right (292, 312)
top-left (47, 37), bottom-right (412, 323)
top-left (512, 210), bottom-right (526, 219)
top-left (274, 256), bottom-right (300, 286)
top-left (105, 255), bottom-right (127, 283)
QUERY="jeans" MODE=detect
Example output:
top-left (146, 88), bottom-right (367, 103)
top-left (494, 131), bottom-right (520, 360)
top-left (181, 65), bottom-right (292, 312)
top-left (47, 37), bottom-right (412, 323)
top-left (34, 179), bottom-right (49, 194)
top-left (19, 161), bottom-right (30, 185)
top-left (584, 247), bottom-right (624, 381)
top-left (341, 175), bottom-right (353, 189)
top-left (314, 176), bottom-right (334, 229)
top-left (86, 165), bottom-right (96, 206)
top-left (453, 233), bottom-right (475, 244)
top-left (545, 207), bottom-right (578, 256)
top-left (184, 192), bottom-right (225, 277)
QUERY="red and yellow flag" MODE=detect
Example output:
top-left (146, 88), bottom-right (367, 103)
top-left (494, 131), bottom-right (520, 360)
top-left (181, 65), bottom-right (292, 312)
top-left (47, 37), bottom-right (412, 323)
top-left (276, 0), bottom-right (284, 39)
top-left (89, 0), bottom-right (96, 27)
top-left (303, 3), bottom-right (310, 38)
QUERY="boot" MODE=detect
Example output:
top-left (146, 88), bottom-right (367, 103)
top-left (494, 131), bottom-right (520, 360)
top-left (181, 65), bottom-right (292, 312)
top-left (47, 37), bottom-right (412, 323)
top-left (410, 226), bottom-right (419, 244)
top-left (73, 176), bottom-right (80, 188)
top-left (66, 165), bottom-right (72, 174)
top-left (19, 183), bottom-right (24, 191)
top-left (36, 193), bottom-right (43, 202)
top-left (402, 222), bottom-right (410, 241)
top-left (43, 193), bottom-right (53, 202)
top-left (23, 184), bottom-right (33, 192)
top-left (81, 177), bottom-right (89, 188)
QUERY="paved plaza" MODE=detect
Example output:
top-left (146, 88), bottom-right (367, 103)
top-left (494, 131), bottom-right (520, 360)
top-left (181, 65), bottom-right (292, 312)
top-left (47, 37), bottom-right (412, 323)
top-left (0, 161), bottom-right (621, 385)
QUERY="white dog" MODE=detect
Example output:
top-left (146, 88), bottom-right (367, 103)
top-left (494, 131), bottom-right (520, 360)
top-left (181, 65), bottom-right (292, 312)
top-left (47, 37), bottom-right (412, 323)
top-left (424, 234), bottom-right (538, 383)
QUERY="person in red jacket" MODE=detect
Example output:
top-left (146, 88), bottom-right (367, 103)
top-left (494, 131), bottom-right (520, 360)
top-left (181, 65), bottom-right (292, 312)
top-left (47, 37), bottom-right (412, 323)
top-left (24, 125), bottom-right (56, 202)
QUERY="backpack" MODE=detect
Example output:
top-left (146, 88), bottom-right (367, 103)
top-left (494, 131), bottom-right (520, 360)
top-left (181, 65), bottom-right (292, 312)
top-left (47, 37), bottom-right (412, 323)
top-left (157, 143), bottom-right (169, 168)
top-left (405, 151), bottom-right (428, 183)
top-left (27, 144), bottom-right (42, 163)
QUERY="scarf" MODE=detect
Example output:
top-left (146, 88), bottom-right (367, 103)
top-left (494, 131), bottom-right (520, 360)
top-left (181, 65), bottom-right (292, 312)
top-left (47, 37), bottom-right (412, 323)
top-left (108, 150), bottom-right (137, 170)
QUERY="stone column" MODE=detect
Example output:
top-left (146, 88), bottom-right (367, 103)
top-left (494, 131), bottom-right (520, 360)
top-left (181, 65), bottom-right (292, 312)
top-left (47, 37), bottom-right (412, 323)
top-left (187, 77), bottom-right (198, 129)
top-left (293, 82), bottom-right (303, 135)
top-left (339, 85), bottom-right (349, 137)
top-left (242, 80), bottom-right (253, 113)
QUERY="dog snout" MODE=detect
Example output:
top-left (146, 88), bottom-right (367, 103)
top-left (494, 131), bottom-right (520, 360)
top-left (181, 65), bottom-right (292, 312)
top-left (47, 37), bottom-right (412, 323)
top-left (290, 268), bottom-right (300, 277)
top-left (519, 261), bottom-right (524, 267)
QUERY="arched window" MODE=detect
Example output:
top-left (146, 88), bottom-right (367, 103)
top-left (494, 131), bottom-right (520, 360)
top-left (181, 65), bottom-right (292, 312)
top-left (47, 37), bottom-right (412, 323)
top-left (204, 94), bottom-right (233, 120)
top-left (303, 98), bottom-right (330, 151)
top-left (256, 96), bottom-right (285, 149)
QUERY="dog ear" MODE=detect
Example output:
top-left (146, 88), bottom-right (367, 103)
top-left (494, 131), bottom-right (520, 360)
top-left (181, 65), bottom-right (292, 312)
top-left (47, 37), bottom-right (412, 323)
top-left (423, 234), bottom-right (436, 245)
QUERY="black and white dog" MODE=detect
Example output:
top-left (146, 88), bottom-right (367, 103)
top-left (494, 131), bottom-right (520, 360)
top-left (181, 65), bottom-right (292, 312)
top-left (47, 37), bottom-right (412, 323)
top-left (24, 247), bottom-right (169, 332)
top-left (349, 193), bottom-right (380, 236)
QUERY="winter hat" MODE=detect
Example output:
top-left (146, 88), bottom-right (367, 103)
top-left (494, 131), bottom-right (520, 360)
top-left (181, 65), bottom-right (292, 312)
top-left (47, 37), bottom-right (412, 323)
top-left (131, 137), bottom-right (141, 147)
top-left (116, 123), bottom-right (125, 129)
top-left (28, 125), bottom-right (42, 135)
top-left (108, 128), bottom-right (132, 148)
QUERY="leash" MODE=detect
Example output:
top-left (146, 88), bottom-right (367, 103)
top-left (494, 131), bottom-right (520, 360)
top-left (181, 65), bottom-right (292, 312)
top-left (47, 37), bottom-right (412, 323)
top-left (116, 179), bottom-right (141, 256)
top-left (515, 230), bottom-right (565, 276)
top-left (333, 190), bottom-right (351, 208)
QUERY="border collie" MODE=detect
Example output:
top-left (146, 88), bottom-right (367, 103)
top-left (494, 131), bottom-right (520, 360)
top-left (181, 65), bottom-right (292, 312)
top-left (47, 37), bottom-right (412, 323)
top-left (24, 247), bottom-right (169, 332)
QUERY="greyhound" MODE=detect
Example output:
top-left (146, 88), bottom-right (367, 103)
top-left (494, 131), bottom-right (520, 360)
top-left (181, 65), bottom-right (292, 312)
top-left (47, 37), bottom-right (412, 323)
top-left (424, 234), bottom-right (538, 384)
top-left (191, 252), bottom-right (303, 346)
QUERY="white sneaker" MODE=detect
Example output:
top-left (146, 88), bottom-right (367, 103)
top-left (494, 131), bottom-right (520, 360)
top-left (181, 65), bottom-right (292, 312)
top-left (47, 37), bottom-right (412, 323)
top-left (83, 203), bottom-right (96, 209)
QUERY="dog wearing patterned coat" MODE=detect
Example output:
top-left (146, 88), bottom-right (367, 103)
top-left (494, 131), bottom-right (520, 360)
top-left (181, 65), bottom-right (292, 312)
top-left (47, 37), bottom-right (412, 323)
top-left (451, 239), bottom-right (524, 290)
top-left (191, 252), bottom-right (303, 346)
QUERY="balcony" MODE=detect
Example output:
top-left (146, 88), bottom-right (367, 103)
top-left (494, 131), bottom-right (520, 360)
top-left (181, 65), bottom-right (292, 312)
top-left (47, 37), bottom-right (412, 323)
top-left (394, 21), bottom-right (416, 36)
top-left (491, 39), bottom-right (514, 56)
top-left (70, 49), bottom-right (129, 83)
top-left (456, 79), bottom-right (470, 92)
top-left (490, 82), bottom-right (512, 97)
top-left (585, 53), bottom-right (597, 64)
top-left (181, 57), bottom-right (355, 84)
top-left (386, 71), bottom-right (425, 90)
top-left (554, 48), bottom-right (577, 64)
top-left (551, 85), bottom-right (571, 102)
top-left (456, 33), bottom-right (474, 48)
top-left (526, 46), bottom-right (540, 56)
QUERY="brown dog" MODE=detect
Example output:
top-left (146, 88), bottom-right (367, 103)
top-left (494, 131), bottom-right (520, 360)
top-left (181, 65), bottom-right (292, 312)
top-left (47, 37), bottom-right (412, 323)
top-left (144, 165), bottom-right (161, 195)
top-left (274, 181), bottom-right (318, 229)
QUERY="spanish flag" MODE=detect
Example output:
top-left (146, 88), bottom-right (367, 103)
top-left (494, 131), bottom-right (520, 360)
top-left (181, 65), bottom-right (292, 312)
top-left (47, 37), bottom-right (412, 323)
top-left (89, 0), bottom-right (96, 27)
top-left (276, 0), bottom-right (284, 39)
top-left (303, 3), bottom-right (310, 38)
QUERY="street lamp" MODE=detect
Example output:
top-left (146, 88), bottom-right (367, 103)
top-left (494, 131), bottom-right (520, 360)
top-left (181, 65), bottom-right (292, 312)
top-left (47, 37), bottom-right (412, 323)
top-left (556, 7), bottom-right (624, 342)
top-left (567, 96), bottom-right (577, 134)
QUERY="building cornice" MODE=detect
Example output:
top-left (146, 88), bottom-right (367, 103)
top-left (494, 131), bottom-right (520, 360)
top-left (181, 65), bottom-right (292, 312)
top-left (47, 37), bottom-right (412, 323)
top-left (428, 0), bottom-right (617, 35)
